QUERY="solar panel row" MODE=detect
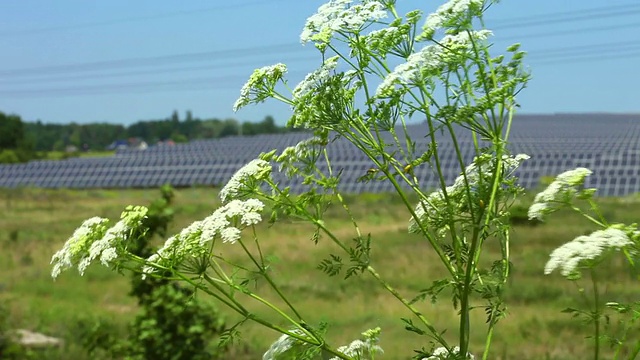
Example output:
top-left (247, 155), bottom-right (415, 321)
top-left (1, 114), bottom-right (639, 196)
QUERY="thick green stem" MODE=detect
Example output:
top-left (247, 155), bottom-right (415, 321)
top-left (591, 269), bottom-right (601, 360)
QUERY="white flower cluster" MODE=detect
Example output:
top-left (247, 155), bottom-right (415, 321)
top-left (51, 206), bottom-right (148, 279)
top-left (51, 217), bottom-right (109, 279)
top-left (528, 167), bottom-right (594, 221)
top-left (545, 227), bottom-right (632, 277)
top-left (300, 0), bottom-right (387, 45)
top-left (142, 199), bottom-right (265, 277)
top-left (329, 327), bottom-right (383, 360)
top-left (233, 63), bottom-right (288, 112)
top-left (376, 30), bottom-right (493, 97)
top-left (409, 153), bottom-right (528, 234)
top-left (423, 346), bottom-right (475, 360)
top-left (262, 329), bottom-right (311, 360)
top-left (292, 56), bottom-right (340, 100)
top-left (420, 0), bottom-right (484, 40)
top-left (276, 137), bottom-right (326, 177)
top-left (219, 159), bottom-right (272, 203)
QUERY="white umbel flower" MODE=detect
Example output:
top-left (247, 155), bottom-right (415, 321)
top-left (292, 56), bottom-right (340, 100)
top-left (409, 153), bottom-right (528, 234)
top-left (51, 206), bottom-right (148, 279)
top-left (376, 30), bottom-right (492, 97)
top-left (545, 227), bottom-right (632, 277)
top-left (220, 159), bottom-right (272, 203)
top-left (262, 329), bottom-right (313, 360)
top-left (528, 167), bottom-right (593, 220)
top-left (142, 198), bottom-right (265, 277)
top-left (420, 0), bottom-right (484, 40)
top-left (233, 63), bottom-right (287, 112)
top-left (423, 346), bottom-right (475, 360)
top-left (300, 0), bottom-right (387, 45)
top-left (51, 217), bottom-right (109, 279)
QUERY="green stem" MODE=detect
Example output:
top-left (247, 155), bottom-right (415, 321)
top-left (482, 316), bottom-right (496, 360)
top-left (237, 236), bottom-right (305, 321)
top-left (366, 265), bottom-right (450, 348)
top-left (591, 268), bottom-right (601, 360)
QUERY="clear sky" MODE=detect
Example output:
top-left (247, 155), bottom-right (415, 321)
top-left (0, 0), bottom-right (638, 125)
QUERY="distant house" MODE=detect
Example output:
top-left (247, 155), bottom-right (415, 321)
top-left (106, 140), bottom-right (129, 151)
top-left (106, 138), bottom-right (148, 151)
top-left (129, 137), bottom-right (148, 150)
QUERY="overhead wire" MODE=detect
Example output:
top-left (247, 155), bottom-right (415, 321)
top-left (0, 0), bottom-right (295, 37)
top-left (0, 3), bottom-right (639, 97)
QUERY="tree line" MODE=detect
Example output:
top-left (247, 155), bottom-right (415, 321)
top-left (0, 110), bottom-right (297, 163)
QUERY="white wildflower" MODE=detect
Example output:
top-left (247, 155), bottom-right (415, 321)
top-left (220, 159), bottom-right (272, 203)
top-left (220, 227), bottom-right (242, 244)
top-left (144, 199), bottom-right (265, 275)
top-left (328, 327), bottom-right (383, 360)
top-left (275, 136), bottom-right (326, 177)
top-left (292, 56), bottom-right (339, 100)
top-left (545, 227), bottom-right (632, 277)
top-left (80, 206), bottom-right (148, 274)
top-left (409, 154), bottom-right (527, 234)
top-left (300, 0), bottom-right (387, 45)
top-left (263, 329), bottom-right (312, 360)
top-left (420, 0), bottom-right (484, 40)
top-left (233, 63), bottom-right (287, 112)
top-left (528, 167), bottom-right (594, 220)
top-left (51, 217), bottom-right (109, 279)
top-left (376, 30), bottom-right (492, 97)
top-left (51, 205), bottom-right (147, 278)
top-left (423, 346), bottom-right (475, 360)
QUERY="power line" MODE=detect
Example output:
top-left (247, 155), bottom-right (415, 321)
top-left (494, 9), bottom-right (640, 30)
top-left (0, 43), bottom-right (305, 78)
top-left (534, 50), bottom-right (640, 66)
top-left (498, 21), bottom-right (640, 41)
top-left (529, 40), bottom-right (640, 57)
top-left (0, 71), bottom-right (310, 98)
top-left (489, 2), bottom-right (640, 28)
top-left (1, 4), bottom-right (638, 79)
top-left (3, 44), bottom-right (639, 99)
top-left (0, 54), bottom-right (317, 84)
top-left (0, 0), bottom-right (294, 37)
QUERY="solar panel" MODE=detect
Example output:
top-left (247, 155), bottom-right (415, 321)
top-left (1, 114), bottom-right (640, 196)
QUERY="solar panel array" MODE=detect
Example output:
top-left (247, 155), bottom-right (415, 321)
top-left (1, 114), bottom-right (639, 197)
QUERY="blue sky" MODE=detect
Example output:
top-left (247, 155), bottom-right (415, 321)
top-left (0, 0), bottom-right (638, 125)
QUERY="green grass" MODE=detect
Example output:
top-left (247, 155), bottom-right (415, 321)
top-left (43, 150), bottom-right (116, 160)
top-left (1, 187), bottom-right (638, 359)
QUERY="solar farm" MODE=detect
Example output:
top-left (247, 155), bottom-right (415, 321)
top-left (1, 113), bottom-right (639, 197)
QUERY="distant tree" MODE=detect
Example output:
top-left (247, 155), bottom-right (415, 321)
top-left (0, 112), bottom-right (36, 162)
top-left (261, 115), bottom-right (278, 133)
top-left (219, 119), bottom-right (239, 137)
top-left (0, 112), bottom-right (24, 150)
top-left (171, 132), bottom-right (188, 143)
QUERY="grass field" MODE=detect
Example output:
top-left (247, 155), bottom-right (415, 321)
top-left (0, 187), bottom-right (638, 359)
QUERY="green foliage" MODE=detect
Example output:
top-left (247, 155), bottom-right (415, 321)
top-left (0, 112), bottom-right (36, 163)
top-left (0, 302), bottom-right (28, 359)
top-left (0, 150), bottom-right (20, 164)
top-left (0, 112), bottom-right (25, 150)
top-left (125, 284), bottom-right (226, 360)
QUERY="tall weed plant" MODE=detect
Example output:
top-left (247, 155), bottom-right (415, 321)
top-left (49, 1), bottom-right (639, 359)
